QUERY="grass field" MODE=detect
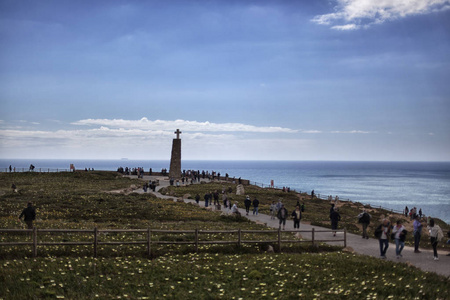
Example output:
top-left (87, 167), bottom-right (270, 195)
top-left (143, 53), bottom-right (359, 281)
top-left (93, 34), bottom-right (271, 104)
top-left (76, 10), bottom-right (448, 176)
top-left (1, 172), bottom-right (449, 299)
top-left (2, 252), bottom-right (449, 300)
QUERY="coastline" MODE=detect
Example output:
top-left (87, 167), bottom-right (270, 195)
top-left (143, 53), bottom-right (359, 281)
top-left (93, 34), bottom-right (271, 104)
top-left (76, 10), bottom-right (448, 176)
top-left (1, 159), bottom-right (450, 224)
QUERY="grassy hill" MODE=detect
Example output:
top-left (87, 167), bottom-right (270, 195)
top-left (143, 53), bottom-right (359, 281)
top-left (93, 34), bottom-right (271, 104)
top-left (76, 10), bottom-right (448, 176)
top-left (0, 172), bottom-right (449, 299)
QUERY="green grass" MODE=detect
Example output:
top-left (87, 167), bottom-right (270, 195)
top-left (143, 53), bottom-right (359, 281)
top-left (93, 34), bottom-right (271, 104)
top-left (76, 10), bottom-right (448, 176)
top-left (1, 252), bottom-right (449, 300)
top-left (1, 172), bottom-right (449, 299)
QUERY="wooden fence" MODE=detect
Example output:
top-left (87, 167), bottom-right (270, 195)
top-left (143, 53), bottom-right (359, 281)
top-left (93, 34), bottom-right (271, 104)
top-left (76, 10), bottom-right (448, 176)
top-left (0, 227), bottom-right (346, 258)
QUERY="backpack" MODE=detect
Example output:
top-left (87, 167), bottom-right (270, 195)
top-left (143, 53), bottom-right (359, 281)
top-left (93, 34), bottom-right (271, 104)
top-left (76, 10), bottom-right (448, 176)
top-left (359, 213), bottom-right (370, 223)
top-left (374, 225), bottom-right (382, 239)
top-left (400, 229), bottom-right (407, 242)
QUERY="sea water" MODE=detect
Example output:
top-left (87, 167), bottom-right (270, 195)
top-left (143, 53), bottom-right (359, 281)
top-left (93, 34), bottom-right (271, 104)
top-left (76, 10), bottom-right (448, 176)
top-left (1, 159), bottom-right (449, 223)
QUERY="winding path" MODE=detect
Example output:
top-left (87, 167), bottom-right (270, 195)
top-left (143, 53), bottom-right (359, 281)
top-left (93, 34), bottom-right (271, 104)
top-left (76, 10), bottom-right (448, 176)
top-left (128, 175), bottom-right (450, 277)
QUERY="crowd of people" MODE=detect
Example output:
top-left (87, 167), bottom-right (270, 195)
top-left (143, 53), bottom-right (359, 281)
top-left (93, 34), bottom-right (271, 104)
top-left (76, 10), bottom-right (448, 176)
top-left (372, 215), bottom-right (446, 261)
top-left (404, 206), bottom-right (423, 220)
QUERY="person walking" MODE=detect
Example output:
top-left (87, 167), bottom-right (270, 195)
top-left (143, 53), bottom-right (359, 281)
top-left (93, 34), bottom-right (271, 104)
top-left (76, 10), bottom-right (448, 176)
top-left (244, 196), bottom-right (251, 216)
top-left (195, 194), bottom-right (200, 205)
top-left (213, 191), bottom-right (219, 206)
top-left (413, 215), bottom-right (423, 253)
top-left (18, 202), bottom-right (36, 229)
top-left (357, 209), bottom-right (371, 239)
top-left (330, 207), bottom-right (341, 237)
top-left (428, 219), bottom-right (444, 261)
top-left (392, 220), bottom-right (406, 258)
top-left (277, 204), bottom-right (288, 230)
top-left (223, 194), bottom-right (231, 215)
top-left (291, 206), bottom-right (302, 229)
top-left (375, 219), bottom-right (391, 259)
top-left (270, 201), bottom-right (276, 220)
top-left (252, 197), bottom-right (259, 215)
top-left (204, 192), bottom-right (210, 207)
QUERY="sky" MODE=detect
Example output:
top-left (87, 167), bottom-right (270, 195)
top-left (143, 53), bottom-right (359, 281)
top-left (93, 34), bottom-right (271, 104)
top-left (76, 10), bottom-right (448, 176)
top-left (1, 0), bottom-right (449, 161)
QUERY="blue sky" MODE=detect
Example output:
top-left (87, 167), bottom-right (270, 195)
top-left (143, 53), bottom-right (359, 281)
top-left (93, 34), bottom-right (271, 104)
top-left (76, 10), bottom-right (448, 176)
top-left (1, 0), bottom-right (449, 161)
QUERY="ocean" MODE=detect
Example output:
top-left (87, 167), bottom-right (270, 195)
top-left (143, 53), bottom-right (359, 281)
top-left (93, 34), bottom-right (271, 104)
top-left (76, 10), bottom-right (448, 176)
top-left (2, 159), bottom-right (449, 224)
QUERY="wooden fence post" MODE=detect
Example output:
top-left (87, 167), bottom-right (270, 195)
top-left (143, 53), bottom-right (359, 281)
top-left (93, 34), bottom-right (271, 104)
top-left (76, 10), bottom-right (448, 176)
top-left (278, 228), bottom-right (281, 252)
top-left (94, 227), bottom-right (98, 258)
top-left (33, 227), bottom-right (37, 257)
top-left (237, 228), bottom-right (242, 248)
top-left (195, 229), bottom-right (199, 253)
top-left (311, 228), bottom-right (315, 246)
top-left (147, 228), bottom-right (152, 257)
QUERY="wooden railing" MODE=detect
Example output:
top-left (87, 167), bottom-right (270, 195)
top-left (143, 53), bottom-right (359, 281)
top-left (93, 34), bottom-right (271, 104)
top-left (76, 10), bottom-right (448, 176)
top-left (0, 227), bottom-right (346, 258)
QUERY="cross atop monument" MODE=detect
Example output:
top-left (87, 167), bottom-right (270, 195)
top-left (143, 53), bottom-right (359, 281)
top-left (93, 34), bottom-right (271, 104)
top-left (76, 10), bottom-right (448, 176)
top-left (174, 129), bottom-right (182, 139)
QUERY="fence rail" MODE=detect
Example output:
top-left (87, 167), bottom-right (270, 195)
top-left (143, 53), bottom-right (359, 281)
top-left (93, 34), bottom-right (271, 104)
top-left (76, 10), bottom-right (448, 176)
top-left (0, 227), bottom-right (346, 258)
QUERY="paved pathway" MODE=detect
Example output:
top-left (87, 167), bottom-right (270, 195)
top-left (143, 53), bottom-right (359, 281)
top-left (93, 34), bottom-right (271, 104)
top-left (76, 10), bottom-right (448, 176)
top-left (129, 175), bottom-right (449, 277)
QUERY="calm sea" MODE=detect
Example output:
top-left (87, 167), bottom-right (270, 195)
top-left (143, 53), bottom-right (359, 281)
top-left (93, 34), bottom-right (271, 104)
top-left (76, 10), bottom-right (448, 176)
top-left (2, 159), bottom-right (449, 224)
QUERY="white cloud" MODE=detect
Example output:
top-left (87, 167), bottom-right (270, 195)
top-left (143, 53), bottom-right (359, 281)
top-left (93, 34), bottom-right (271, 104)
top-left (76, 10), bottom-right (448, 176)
top-left (312, 0), bottom-right (450, 29)
top-left (72, 118), bottom-right (298, 133)
top-left (0, 126), bottom-right (308, 160)
top-left (301, 130), bottom-right (323, 134)
top-left (331, 24), bottom-right (360, 30)
top-left (330, 130), bottom-right (371, 134)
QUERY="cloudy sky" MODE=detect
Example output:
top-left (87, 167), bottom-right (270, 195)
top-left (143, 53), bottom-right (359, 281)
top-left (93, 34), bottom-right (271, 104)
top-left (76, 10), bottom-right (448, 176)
top-left (1, 0), bottom-right (449, 161)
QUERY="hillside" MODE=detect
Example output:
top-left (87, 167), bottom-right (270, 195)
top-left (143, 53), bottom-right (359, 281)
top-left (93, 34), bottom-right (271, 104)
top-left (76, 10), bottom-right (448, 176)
top-left (0, 172), bottom-right (449, 299)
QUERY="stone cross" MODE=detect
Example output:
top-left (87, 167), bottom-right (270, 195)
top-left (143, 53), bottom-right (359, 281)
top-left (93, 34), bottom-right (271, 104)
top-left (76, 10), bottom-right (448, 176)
top-left (174, 129), bottom-right (182, 139)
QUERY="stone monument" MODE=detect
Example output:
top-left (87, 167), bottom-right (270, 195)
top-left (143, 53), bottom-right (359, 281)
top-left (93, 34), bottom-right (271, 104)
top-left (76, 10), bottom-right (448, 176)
top-left (169, 129), bottom-right (182, 179)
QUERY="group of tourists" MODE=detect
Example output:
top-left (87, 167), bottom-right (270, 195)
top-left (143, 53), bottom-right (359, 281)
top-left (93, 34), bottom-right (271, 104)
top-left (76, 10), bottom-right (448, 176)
top-left (244, 196), bottom-right (259, 216)
top-left (268, 199), bottom-right (305, 230)
top-left (372, 214), bottom-right (445, 260)
top-left (117, 166), bottom-right (158, 176)
top-left (142, 181), bottom-right (157, 192)
top-left (404, 206), bottom-right (423, 220)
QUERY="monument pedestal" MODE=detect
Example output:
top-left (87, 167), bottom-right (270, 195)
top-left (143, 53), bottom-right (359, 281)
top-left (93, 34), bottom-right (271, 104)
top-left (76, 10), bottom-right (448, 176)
top-left (169, 129), bottom-right (182, 179)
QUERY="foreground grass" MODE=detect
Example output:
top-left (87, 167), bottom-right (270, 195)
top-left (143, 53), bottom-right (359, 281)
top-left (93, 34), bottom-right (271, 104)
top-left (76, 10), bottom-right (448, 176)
top-left (1, 252), bottom-right (449, 300)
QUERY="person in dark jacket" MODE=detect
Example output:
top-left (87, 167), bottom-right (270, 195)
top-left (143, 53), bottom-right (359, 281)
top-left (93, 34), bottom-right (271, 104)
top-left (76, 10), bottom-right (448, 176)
top-left (357, 209), bottom-right (371, 239)
top-left (204, 192), bottom-right (211, 207)
top-left (277, 204), bottom-right (288, 230)
top-left (252, 197), bottom-right (259, 215)
top-left (330, 207), bottom-right (341, 237)
top-left (291, 206), bottom-right (302, 229)
top-left (244, 196), bottom-right (251, 216)
top-left (18, 202), bottom-right (36, 229)
top-left (213, 191), bottom-right (219, 206)
top-left (375, 219), bottom-right (391, 259)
